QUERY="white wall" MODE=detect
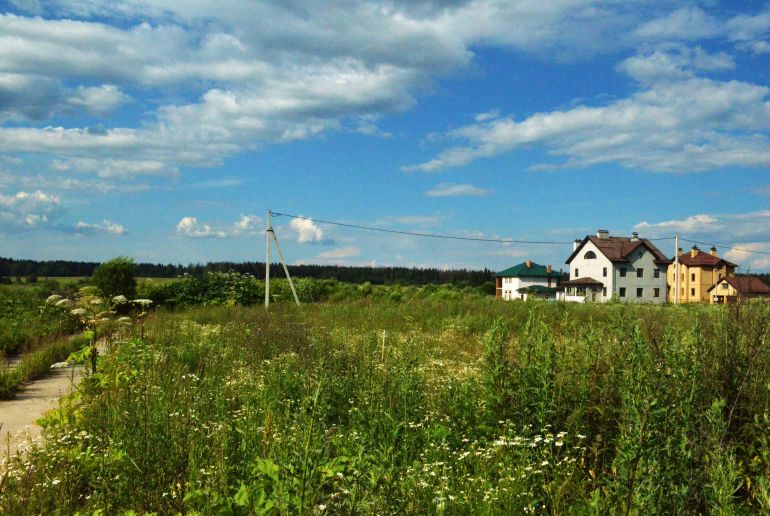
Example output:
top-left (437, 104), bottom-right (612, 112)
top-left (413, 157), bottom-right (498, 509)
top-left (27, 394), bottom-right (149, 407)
top-left (568, 240), bottom-right (613, 301)
top-left (500, 275), bottom-right (557, 300)
top-left (568, 240), bottom-right (669, 303)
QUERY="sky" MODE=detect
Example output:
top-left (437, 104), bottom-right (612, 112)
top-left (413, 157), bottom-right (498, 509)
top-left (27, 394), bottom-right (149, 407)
top-left (1, 0), bottom-right (770, 273)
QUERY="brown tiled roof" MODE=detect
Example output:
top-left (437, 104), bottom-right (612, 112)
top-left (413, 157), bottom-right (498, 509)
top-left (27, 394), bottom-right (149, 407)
top-left (707, 276), bottom-right (770, 294)
top-left (676, 252), bottom-right (738, 268)
top-left (562, 277), bottom-right (604, 286)
top-left (566, 236), bottom-right (672, 265)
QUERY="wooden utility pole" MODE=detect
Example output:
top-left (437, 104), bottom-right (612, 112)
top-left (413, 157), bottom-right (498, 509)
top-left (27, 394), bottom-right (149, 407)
top-left (674, 233), bottom-right (680, 304)
top-left (265, 209), bottom-right (271, 309)
top-left (264, 209), bottom-right (300, 309)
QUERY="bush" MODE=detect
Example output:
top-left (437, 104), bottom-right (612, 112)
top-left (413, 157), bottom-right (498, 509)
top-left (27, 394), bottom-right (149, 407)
top-left (92, 257), bottom-right (137, 299)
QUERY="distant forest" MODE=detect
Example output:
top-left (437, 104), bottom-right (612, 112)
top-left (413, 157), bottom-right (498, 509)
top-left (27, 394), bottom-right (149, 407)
top-left (0, 257), bottom-right (496, 286)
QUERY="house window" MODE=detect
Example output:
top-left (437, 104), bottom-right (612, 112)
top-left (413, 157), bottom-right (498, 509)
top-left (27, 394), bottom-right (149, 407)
top-left (620, 267), bottom-right (627, 277)
top-left (691, 288), bottom-right (695, 296)
top-left (584, 251), bottom-right (597, 259)
top-left (691, 273), bottom-right (695, 281)
top-left (602, 287), bottom-right (607, 297)
top-left (681, 288), bottom-right (684, 296)
top-left (681, 273), bottom-right (684, 281)
top-left (619, 287), bottom-right (626, 297)
top-left (654, 288), bottom-right (660, 297)
top-left (654, 269), bottom-right (660, 278)
top-left (721, 283), bottom-right (728, 290)
top-left (576, 286), bottom-right (586, 295)
top-left (637, 268), bottom-right (644, 278)
top-left (718, 273), bottom-right (722, 280)
top-left (603, 267), bottom-right (607, 277)
top-left (637, 287), bottom-right (643, 297)
top-left (575, 268), bottom-right (579, 278)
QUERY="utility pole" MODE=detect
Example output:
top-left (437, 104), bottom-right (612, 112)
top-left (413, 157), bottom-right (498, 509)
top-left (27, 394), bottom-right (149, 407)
top-left (264, 209), bottom-right (300, 309)
top-left (674, 232), bottom-right (680, 304)
top-left (265, 209), bottom-right (271, 309)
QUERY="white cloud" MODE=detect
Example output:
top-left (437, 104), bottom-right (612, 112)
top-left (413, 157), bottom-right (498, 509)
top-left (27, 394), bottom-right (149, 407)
top-left (723, 243), bottom-right (770, 272)
top-left (633, 7), bottom-right (721, 42)
top-left (176, 216), bottom-right (226, 238)
top-left (634, 214), bottom-right (721, 235)
top-left (176, 214), bottom-right (262, 239)
top-left (232, 214), bottom-right (261, 235)
top-left (289, 217), bottom-right (324, 243)
top-left (0, 189), bottom-right (60, 232)
top-left (75, 219), bottom-right (125, 235)
top-left (634, 210), bottom-right (770, 240)
top-left (1, 2), bottom-right (770, 189)
top-left (405, 48), bottom-right (770, 173)
top-left (426, 182), bottom-right (490, 197)
top-left (64, 85), bottom-right (130, 116)
top-left (317, 246), bottom-right (361, 260)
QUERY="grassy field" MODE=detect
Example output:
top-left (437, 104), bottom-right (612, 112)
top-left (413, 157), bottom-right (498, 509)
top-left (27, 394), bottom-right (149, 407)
top-left (2, 297), bottom-right (770, 513)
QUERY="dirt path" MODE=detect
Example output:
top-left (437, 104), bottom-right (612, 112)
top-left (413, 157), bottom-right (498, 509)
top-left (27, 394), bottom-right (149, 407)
top-left (0, 362), bottom-right (86, 460)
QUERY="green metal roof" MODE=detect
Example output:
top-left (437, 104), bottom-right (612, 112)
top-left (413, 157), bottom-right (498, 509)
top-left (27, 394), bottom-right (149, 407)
top-left (495, 261), bottom-right (561, 278)
top-left (516, 285), bottom-right (558, 295)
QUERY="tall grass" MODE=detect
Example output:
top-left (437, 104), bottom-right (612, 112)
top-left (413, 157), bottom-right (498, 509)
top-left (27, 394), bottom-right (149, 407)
top-left (2, 299), bottom-right (769, 513)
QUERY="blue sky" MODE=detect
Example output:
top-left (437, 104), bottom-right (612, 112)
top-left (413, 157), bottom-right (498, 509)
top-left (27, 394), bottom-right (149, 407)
top-left (1, 0), bottom-right (770, 272)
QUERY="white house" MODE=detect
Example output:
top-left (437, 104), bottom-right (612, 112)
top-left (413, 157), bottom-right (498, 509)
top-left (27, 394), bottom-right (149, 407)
top-left (561, 230), bottom-right (672, 303)
top-left (496, 260), bottom-right (563, 301)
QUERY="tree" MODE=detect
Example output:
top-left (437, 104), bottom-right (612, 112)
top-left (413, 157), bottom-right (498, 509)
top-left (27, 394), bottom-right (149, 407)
top-left (92, 257), bottom-right (137, 299)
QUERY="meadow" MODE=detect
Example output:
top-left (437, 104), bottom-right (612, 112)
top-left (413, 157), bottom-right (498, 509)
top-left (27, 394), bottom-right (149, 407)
top-left (2, 288), bottom-right (769, 514)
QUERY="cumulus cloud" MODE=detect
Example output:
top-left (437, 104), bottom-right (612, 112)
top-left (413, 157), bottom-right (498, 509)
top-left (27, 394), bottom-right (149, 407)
top-left (0, 190), bottom-right (61, 232)
top-left (75, 219), bottom-right (125, 235)
top-left (64, 85), bottom-right (130, 116)
top-left (176, 216), bottom-right (227, 238)
top-left (723, 243), bottom-right (770, 271)
top-left (176, 214), bottom-right (262, 239)
top-left (426, 183), bottom-right (490, 197)
top-left (634, 214), bottom-right (722, 235)
top-left (289, 217), bottom-right (324, 243)
top-left (634, 210), bottom-right (770, 240)
top-left (405, 47), bottom-right (770, 173)
top-left (1, 2), bottom-right (770, 189)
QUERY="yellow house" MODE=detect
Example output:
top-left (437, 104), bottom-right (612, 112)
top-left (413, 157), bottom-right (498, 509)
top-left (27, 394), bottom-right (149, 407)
top-left (667, 245), bottom-right (737, 303)
top-left (707, 276), bottom-right (770, 304)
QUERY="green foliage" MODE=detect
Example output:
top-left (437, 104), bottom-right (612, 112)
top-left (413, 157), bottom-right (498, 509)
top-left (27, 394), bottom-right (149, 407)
top-left (91, 257), bottom-right (137, 299)
top-left (2, 299), bottom-right (770, 513)
top-left (0, 286), bottom-right (79, 354)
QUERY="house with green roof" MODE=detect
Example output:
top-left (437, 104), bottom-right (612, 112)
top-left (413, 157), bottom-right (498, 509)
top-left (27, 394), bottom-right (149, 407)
top-left (495, 260), bottom-right (563, 301)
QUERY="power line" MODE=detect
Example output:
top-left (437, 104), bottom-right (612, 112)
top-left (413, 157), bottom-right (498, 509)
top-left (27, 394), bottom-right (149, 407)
top-left (269, 211), bottom-right (768, 258)
top-left (679, 237), bottom-right (770, 256)
top-left (270, 211), bottom-right (573, 245)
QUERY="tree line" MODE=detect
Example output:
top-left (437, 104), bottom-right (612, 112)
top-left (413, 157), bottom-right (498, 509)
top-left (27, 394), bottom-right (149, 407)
top-left (0, 257), bottom-right (495, 286)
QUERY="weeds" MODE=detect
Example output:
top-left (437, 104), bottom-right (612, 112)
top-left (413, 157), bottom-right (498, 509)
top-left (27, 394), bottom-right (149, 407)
top-left (1, 298), bottom-right (769, 513)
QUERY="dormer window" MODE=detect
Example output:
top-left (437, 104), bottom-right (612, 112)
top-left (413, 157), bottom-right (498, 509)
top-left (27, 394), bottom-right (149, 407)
top-left (584, 251), bottom-right (597, 259)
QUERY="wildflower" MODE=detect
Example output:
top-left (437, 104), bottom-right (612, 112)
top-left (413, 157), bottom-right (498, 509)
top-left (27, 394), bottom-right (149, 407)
top-left (112, 295), bottom-right (128, 304)
top-left (133, 299), bottom-right (153, 307)
top-left (55, 298), bottom-right (73, 308)
top-left (70, 308), bottom-right (87, 316)
top-left (46, 294), bottom-right (62, 303)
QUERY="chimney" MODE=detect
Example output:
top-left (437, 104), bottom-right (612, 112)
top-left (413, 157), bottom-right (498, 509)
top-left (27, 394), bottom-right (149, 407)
top-left (678, 247), bottom-right (683, 256)
top-left (546, 265), bottom-right (552, 273)
top-left (597, 229), bottom-right (609, 240)
top-left (526, 260), bottom-right (532, 268)
top-left (691, 245), bottom-right (699, 258)
top-left (573, 239), bottom-right (581, 251)
top-left (710, 246), bottom-right (718, 257)
top-left (630, 231), bottom-right (639, 241)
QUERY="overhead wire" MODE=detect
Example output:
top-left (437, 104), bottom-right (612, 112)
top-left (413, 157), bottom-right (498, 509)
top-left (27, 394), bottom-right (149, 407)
top-left (270, 211), bottom-right (574, 245)
top-left (678, 237), bottom-right (770, 256)
top-left (269, 211), bottom-right (769, 257)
